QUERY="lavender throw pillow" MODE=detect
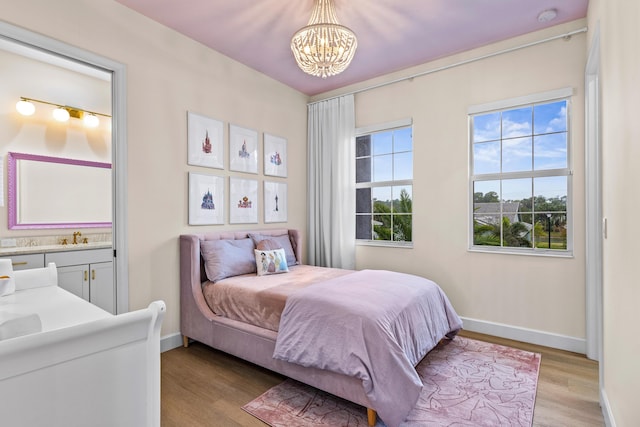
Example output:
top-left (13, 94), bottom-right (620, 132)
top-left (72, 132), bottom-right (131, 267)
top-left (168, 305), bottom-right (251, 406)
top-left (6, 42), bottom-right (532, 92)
top-left (200, 238), bottom-right (256, 282)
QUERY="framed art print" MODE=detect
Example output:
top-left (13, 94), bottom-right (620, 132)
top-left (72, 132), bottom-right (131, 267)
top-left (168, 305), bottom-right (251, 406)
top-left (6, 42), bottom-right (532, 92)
top-left (264, 181), bottom-right (287, 223)
top-left (188, 172), bottom-right (224, 225)
top-left (263, 133), bottom-right (287, 177)
top-left (229, 177), bottom-right (258, 224)
top-left (229, 124), bottom-right (258, 174)
top-left (187, 112), bottom-right (224, 169)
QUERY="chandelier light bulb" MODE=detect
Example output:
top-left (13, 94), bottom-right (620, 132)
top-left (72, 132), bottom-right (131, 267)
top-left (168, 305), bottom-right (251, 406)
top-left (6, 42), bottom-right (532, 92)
top-left (16, 99), bottom-right (36, 116)
top-left (52, 107), bottom-right (70, 122)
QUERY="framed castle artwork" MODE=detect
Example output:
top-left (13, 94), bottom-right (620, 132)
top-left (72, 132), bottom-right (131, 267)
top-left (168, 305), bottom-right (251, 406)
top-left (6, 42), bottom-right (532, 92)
top-left (229, 177), bottom-right (258, 224)
top-left (188, 172), bottom-right (224, 225)
top-left (187, 112), bottom-right (224, 169)
top-left (263, 133), bottom-right (287, 177)
top-left (229, 124), bottom-right (258, 174)
top-left (264, 181), bottom-right (287, 223)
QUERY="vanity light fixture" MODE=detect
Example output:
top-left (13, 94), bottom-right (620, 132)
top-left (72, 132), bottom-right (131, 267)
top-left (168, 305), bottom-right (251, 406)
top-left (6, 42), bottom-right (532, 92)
top-left (15, 97), bottom-right (111, 127)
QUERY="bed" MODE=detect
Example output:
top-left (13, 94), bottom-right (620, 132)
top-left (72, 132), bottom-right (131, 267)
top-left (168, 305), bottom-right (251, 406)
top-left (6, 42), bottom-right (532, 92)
top-left (0, 262), bottom-right (165, 427)
top-left (180, 229), bottom-right (462, 427)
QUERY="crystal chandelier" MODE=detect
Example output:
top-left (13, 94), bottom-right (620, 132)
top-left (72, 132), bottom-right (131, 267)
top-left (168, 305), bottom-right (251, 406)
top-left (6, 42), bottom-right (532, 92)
top-left (291, 0), bottom-right (358, 79)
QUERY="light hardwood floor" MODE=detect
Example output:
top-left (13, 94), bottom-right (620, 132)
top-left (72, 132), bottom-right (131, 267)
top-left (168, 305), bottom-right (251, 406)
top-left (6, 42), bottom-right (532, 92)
top-left (161, 330), bottom-right (604, 426)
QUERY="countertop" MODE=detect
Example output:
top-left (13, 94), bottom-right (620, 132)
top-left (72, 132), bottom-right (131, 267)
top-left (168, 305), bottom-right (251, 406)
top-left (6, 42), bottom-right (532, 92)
top-left (0, 242), bottom-right (112, 256)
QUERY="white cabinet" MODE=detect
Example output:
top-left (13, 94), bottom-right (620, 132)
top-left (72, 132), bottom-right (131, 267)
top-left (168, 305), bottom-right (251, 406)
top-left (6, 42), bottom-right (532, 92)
top-left (45, 249), bottom-right (115, 314)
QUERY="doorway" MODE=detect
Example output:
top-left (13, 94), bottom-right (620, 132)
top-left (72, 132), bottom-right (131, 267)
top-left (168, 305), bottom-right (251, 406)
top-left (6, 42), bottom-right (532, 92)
top-left (0, 20), bottom-right (128, 313)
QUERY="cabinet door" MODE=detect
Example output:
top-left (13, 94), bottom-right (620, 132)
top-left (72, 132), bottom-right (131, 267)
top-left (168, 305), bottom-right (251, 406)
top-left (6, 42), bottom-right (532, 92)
top-left (90, 261), bottom-right (114, 314)
top-left (57, 265), bottom-right (89, 301)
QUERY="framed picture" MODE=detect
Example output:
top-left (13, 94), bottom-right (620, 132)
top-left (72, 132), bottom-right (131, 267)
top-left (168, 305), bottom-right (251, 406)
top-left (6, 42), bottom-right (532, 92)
top-left (187, 112), bottom-right (224, 169)
top-left (229, 177), bottom-right (258, 224)
top-left (263, 133), bottom-right (287, 177)
top-left (229, 124), bottom-right (258, 174)
top-left (264, 181), bottom-right (287, 223)
top-left (188, 172), bottom-right (224, 225)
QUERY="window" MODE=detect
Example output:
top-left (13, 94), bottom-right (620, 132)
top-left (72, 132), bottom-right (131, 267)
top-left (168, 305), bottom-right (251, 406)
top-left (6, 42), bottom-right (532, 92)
top-left (356, 120), bottom-right (413, 245)
top-left (469, 89), bottom-right (572, 254)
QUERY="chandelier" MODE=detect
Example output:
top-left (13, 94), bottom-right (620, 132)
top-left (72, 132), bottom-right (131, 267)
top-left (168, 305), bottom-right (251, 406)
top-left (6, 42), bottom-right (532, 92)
top-left (290, 0), bottom-right (358, 79)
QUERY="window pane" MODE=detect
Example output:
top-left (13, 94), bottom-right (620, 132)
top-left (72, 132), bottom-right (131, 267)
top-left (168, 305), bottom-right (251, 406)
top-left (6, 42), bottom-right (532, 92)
top-left (356, 157), bottom-right (371, 183)
top-left (356, 135), bottom-right (371, 157)
top-left (373, 154), bottom-right (393, 182)
top-left (392, 214), bottom-right (412, 242)
top-left (392, 185), bottom-right (412, 213)
top-left (394, 127), bottom-right (412, 152)
top-left (356, 214), bottom-right (372, 240)
top-left (502, 136), bottom-right (532, 173)
top-left (372, 186), bottom-right (392, 212)
top-left (473, 140), bottom-right (500, 174)
top-left (373, 214), bottom-right (391, 240)
top-left (473, 180), bottom-right (500, 213)
top-left (534, 176), bottom-right (567, 211)
top-left (502, 178), bottom-right (531, 203)
top-left (473, 213), bottom-right (500, 246)
top-left (502, 213), bottom-right (532, 248)
top-left (534, 100), bottom-right (567, 134)
top-left (534, 133), bottom-right (567, 170)
top-left (473, 112), bottom-right (501, 142)
top-left (502, 107), bottom-right (532, 138)
top-left (394, 152), bottom-right (412, 180)
top-left (356, 188), bottom-right (371, 213)
top-left (372, 132), bottom-right (392, 155)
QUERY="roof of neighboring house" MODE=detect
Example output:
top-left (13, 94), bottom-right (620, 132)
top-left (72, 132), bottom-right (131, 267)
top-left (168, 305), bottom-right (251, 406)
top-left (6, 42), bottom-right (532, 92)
top-left (473, 202), bottom-right (520, 224)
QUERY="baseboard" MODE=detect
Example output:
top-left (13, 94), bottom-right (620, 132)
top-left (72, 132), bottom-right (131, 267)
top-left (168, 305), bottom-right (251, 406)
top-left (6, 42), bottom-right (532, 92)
top-left (161, 332), bottom-right (184, 353)
top-left (460, 316), bottom-right (586, 354)
top-left (600, 388), bottom-right (616, 427)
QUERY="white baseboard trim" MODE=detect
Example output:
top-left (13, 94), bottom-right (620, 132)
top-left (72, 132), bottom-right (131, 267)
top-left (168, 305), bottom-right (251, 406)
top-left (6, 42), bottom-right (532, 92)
top-left (461, 316), bottom-right (586, 354)
top-left (600, 388), bottom-right (616, 427)
top-left (161, 332), bottom-right (184, 353)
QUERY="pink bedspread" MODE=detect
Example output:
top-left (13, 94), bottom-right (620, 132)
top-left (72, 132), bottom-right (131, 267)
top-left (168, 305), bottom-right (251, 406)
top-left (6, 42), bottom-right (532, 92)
top-left (272, 269), bottom-right (463, 427)
top-left (202, 265), bottom-right (352, 331)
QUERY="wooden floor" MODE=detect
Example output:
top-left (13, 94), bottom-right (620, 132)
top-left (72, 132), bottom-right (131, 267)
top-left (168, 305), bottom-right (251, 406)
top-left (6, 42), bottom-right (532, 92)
top-left (161, 330), bottom-right (604, 426)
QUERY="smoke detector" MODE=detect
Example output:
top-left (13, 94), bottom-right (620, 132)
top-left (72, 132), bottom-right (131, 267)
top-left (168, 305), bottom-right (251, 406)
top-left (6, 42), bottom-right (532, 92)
top-left (537, 9), bottom-right (557, 23)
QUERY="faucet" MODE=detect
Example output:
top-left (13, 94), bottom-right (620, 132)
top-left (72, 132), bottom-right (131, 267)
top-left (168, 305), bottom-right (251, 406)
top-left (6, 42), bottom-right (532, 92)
top-left (72, 231), bottom-right (82, 245)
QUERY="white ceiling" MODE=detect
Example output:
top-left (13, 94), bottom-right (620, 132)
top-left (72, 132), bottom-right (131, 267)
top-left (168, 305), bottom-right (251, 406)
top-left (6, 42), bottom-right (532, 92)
top-left (115, 0), bottom-right (589, 96)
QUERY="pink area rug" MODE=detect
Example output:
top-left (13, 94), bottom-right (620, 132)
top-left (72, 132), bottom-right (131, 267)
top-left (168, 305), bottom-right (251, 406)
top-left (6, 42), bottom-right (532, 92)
top-left (242, 336), bottom-right (541, 427)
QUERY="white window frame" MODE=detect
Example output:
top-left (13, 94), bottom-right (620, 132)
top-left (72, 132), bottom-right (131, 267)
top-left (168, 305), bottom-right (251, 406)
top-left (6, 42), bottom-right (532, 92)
top-left (468, 88), bottom-right (573, 257)
top-left (356, 118), bottom-right (413, 248)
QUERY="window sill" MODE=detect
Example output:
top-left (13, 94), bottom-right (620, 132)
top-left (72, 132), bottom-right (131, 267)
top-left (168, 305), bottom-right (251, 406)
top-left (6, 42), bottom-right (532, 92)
top-left (356, 240), bottom-right (413, 249)
top-left (468, 246), bottom-right (573, 258)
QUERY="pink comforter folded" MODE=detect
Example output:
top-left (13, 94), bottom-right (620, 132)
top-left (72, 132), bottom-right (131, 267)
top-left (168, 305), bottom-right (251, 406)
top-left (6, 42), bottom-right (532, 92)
top-left (272, 269), bottom-right (463, 427)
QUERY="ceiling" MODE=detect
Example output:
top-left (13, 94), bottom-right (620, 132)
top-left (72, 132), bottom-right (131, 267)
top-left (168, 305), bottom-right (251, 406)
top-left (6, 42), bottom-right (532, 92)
top-left (115, 0), bottom-right (588, 96)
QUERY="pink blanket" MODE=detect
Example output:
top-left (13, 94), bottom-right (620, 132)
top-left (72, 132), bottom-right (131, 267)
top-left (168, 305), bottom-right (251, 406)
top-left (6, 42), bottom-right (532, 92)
top-left (272, 269), bottom-right (463, 427)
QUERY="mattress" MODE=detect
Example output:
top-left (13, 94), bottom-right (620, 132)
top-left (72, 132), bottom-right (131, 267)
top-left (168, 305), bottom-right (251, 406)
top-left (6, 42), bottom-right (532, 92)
top-left (202, 264), bottom-right (352, 331)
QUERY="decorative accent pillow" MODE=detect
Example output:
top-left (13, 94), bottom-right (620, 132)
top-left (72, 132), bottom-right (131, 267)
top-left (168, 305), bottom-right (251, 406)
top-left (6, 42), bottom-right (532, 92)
top-left (200, 238), bottom-right (256, 283)
top-left (254, 249), bottom-right (290, 276)
top-left (249, 233), bottom-right (298, 266)
top-left (256, 239), bottom-right (281, 251)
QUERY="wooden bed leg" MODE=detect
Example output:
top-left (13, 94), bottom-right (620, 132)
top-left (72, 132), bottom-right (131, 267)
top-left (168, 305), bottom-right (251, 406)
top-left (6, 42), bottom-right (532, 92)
top-left (367, 408), bottom-right (377, 426)
top-left (182, 335), bottom-right (189, 348)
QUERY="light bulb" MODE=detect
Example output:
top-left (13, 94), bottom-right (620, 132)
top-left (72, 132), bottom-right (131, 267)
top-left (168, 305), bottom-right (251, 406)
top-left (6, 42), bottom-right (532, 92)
top-left (52, 107), bottom-right (70, 122)
top-left (83, 113), bottom-right (99, 128)
top-left (16, 100), bottom-right (35, 116)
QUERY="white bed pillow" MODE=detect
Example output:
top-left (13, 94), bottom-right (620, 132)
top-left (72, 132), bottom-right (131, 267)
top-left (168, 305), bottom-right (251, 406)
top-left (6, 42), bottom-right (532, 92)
top-left (254, 249), bottom-right (289, 276)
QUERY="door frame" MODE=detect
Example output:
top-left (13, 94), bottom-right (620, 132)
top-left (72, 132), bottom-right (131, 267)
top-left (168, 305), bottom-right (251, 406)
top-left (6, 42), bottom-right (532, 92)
top-left (0, 20), bottom-right (129, 313)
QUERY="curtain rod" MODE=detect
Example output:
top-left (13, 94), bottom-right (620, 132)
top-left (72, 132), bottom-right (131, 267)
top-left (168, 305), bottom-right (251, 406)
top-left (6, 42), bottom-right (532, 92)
top-left (308, 26), bottom-right (588, 106)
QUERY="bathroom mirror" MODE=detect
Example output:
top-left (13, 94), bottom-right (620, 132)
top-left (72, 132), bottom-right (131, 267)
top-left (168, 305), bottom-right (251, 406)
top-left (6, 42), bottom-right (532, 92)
top-left (7, 152), bottom-right (112, 229)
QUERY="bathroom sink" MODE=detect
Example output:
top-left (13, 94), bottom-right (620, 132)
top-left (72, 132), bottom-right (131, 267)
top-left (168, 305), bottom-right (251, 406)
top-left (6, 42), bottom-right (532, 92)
top-left (0, 311), bottom-right (42, 340)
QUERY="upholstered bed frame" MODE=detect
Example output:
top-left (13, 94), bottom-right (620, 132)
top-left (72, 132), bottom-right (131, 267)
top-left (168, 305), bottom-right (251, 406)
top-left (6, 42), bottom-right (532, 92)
top-left (179, 229), bottom-right (378, 425)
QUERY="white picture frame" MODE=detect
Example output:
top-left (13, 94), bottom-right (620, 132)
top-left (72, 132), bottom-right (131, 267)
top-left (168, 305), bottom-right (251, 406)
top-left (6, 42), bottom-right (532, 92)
top-left (263, 133), bottom-right (287, 177)
top-left (229, 177), bottom-right (258, 224)
top-left (188, 172), bottom-right (224, 225)
top-left (264, 181), bottom-right (287, 223)
top-left (187, 112), bottom-right (224, 169)
top-left (229, 124), bottom-right (258, 174)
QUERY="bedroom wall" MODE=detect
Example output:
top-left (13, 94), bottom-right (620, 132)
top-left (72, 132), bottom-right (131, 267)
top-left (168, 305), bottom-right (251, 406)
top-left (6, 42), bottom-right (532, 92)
top-left (314, 20), bottom-right (588, 350)
top-left (588, 0), bottom-right (640, 425)
top-left (1, 1), bottom-right (309, 337)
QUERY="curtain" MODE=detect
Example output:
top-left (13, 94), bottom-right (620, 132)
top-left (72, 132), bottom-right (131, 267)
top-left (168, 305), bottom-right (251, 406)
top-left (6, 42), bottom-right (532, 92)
top-left (307, 95), bottom-right (355, 269)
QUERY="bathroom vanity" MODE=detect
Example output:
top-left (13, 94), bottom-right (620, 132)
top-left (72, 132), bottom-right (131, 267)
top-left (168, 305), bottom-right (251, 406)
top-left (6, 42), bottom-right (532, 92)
top-left (0, 242), bottom-right (114, 314)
